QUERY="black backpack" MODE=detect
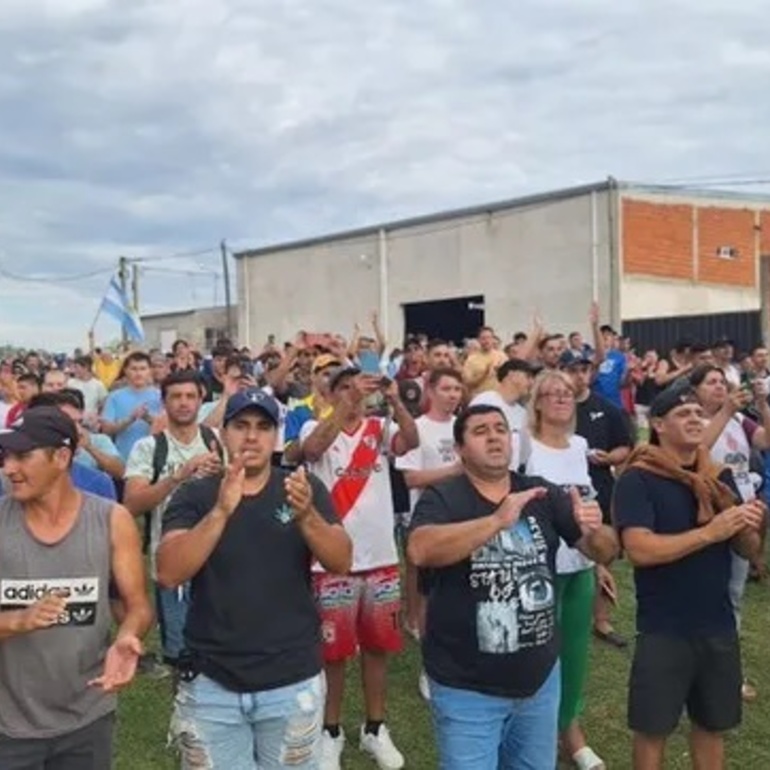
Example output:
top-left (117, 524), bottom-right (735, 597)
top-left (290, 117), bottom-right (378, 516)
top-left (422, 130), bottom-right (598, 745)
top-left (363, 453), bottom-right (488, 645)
top-left (150, 425), bottom-right (224, 484)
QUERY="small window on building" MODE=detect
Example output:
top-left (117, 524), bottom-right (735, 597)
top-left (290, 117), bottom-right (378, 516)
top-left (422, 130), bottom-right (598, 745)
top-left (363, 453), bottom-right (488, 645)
top-left (716, 246), bottom-right (737, 260)
top-left (204, 327), bottom-right (228, 350)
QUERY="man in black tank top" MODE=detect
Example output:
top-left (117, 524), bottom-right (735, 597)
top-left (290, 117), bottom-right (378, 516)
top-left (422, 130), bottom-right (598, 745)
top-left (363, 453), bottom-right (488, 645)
top-left (0, 407), bottom-right (153, 770)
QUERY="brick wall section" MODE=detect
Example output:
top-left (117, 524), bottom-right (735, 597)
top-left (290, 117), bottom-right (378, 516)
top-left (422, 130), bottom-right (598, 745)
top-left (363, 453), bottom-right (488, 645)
top-left (697, 207), bottom-right (756, 287)
top-left (622, 199), bottom-right (694, 280)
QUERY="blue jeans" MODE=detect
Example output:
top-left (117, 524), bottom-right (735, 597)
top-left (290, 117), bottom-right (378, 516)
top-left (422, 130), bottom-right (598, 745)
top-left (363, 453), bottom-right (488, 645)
top-left (429, 661), bottom-right (561, 770)
top-left (170, 673), bottom-right (326, 770)
top-left (155, 582), bottom-right (190, 664)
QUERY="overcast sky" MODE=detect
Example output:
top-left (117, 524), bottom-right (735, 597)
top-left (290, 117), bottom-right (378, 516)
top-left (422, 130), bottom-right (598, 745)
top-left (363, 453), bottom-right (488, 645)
top-left (1, 0), bottom-right (769, 350)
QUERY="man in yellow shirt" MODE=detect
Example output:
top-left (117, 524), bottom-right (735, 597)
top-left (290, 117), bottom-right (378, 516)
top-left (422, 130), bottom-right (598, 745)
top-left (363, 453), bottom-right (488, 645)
top-left (462, 326), bottom-right (507, 399)
top-left (93, 348), bottom-right (123, 389)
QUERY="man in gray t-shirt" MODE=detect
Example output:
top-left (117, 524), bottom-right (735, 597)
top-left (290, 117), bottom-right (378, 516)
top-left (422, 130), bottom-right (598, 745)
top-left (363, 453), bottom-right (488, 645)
top-left (0, 407), bottom-right (152, 769)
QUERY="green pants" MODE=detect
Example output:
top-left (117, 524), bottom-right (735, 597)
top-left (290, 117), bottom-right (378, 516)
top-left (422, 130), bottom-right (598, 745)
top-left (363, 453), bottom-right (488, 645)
top-left (555, 569), bottom-right (596, 731)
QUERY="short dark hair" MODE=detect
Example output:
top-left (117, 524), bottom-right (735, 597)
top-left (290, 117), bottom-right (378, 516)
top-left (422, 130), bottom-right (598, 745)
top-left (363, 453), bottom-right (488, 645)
top-left (497, 359), bottom-right (534, 382)
top-left (538, 334), bottom-right (560, 351)
top-left (28, 389), bottom-right (84, 412)
top-left (513, 332), bottom-right (527, 343)
top-left (453, 404), bottom-right (507, 446)
top-left (427, 338), bottom-right (449, 350)
top-left (27, 393), bottom-right (60, 409)
top-left (161, 370), bottom-right (205, 400)
top-left (689, 341), bottom-right (710, 355)
top-left (427, 368), bottom-right (463, 388)
top-left (172, 339), bottom-right (189, 353)
top-left (124, 351), bottom-right (151, 367)
top-left (59, 388), bottom-right (85, 411)
top-left (212, 343), bottom-right (233, 359)
top-left (17, 373), bottom-right (40, 387)
top-left (74, 355), bottom-right (93, 369)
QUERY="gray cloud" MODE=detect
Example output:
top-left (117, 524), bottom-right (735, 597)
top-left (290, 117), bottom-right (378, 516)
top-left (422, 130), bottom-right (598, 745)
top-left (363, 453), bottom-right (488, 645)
top-left (1, 0), bottom-right (769, 348)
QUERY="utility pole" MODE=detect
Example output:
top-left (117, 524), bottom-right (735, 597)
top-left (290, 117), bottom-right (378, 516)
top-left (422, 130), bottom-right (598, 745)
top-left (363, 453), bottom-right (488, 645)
top-left (118, 256), bottom-right (129, 349)
top-left (221, 239), bottom-right (233, 342)
top-left (131, 262), bottom-right (140, 314)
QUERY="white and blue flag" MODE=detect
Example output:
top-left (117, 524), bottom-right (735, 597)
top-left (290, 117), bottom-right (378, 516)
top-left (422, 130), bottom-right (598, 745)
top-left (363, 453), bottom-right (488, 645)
top-left (99, 276), bottom-right (144, 342)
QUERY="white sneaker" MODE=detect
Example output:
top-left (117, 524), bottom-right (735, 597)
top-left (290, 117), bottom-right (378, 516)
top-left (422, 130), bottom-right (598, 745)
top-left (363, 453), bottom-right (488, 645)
top-left (359, 724), bottom-right (405, 769)
top-left (319, 728), bottom-right (345, 770)
top-left (418, 670), bottom-right (431, 701)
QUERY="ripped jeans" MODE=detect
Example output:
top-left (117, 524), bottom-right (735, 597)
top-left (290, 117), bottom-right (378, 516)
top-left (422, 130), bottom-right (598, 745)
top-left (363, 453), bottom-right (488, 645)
top-left (170, 672), bottom-right (326, 769)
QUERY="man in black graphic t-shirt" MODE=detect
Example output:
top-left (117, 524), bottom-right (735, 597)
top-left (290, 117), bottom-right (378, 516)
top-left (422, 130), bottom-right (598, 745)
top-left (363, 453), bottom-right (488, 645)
top-left (156, 389), bottom-right (352, 770)
top-left (407, 404), bottom-right (618, 770)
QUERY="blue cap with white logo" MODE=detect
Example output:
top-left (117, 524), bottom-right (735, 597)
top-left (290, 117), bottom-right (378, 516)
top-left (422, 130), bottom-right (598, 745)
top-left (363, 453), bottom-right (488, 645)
top-left (223, 388), bottom-right (280, 426)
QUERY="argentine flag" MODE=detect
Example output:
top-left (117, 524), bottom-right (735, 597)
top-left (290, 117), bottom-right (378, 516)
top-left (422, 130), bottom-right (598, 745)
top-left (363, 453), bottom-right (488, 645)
top-left (100, 276), bottom-right (145, 342)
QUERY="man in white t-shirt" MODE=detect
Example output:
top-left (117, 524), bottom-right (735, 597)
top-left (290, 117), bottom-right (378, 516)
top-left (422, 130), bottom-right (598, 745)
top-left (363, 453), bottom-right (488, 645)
top-left (471, 358), bottom-right (535, 470)
top-left (395, 368), bottom-right (464, 699)
top-left (123, 370), bottom-right (223, 671)
top-left (68, 354), bottom-right (108, 422)
top-left (300, 366), bottom-right (418, 770)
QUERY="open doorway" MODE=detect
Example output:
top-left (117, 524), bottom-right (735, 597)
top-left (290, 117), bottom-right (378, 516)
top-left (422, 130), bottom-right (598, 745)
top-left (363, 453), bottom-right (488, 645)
top-left (403, 295), bottom-right (485, 345)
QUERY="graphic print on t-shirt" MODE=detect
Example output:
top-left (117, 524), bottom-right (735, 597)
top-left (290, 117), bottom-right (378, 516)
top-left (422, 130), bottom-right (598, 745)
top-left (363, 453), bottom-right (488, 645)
top-left (471, 516), bottom-right (553, 654)
top-left (0, 577), bottom-right (99, 626)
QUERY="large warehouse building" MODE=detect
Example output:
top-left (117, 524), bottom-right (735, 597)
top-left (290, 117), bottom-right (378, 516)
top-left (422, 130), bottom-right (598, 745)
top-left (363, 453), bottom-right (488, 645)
top-left (234, 179), bottom-right (770, 353)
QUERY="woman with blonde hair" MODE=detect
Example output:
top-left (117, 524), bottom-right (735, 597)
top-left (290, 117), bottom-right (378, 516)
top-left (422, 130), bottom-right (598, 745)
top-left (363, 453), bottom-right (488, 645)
top-left (525, 370), bottom-right (609, 770)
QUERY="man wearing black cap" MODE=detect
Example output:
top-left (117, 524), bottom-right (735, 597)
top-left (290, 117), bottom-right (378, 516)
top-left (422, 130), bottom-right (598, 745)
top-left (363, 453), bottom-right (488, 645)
top-left (470, 359), bottom-right (535, 471)
top-left (0, 407), bottom-right (153, 768)
top-left (613, 387), bottom-right (765, 770)
top-left (156, 388), bottom-right (351, 770)
top-left (560, 350), bottom-right (633, 647)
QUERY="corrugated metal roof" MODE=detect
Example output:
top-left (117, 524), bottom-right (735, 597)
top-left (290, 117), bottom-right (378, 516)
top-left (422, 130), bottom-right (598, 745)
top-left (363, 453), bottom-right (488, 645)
top-left (233, 178), bottom-right (770, 260)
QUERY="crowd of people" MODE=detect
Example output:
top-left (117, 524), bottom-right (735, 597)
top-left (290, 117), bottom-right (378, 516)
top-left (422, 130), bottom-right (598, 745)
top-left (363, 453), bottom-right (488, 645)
top-left (0, 305), bottom-right (767, 770)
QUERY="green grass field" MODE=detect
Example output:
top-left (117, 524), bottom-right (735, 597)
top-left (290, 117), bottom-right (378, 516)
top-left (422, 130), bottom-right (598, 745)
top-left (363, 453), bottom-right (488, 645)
top-left (114, 562), bottom-right (770, 769)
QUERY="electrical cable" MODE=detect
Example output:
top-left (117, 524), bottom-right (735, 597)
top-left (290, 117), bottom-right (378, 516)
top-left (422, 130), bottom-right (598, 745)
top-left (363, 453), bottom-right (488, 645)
top-left (0, 263), bottom-right (114, 284)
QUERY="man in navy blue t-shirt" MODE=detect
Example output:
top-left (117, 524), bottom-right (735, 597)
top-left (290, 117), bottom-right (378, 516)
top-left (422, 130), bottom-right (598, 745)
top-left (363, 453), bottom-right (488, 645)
top-left (614, 386), bottom-right (765, 769)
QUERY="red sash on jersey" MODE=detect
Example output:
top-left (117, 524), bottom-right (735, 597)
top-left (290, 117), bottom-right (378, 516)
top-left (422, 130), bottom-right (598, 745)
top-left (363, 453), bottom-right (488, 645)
top-left (330, 418), bottom-right (383, 520)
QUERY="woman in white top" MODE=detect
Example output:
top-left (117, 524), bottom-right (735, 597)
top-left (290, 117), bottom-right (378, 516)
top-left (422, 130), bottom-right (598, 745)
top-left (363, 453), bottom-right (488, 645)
top-left (525, 370), bottom-right (609, 770)
top-left (691, 364), bottom-right (770, 702)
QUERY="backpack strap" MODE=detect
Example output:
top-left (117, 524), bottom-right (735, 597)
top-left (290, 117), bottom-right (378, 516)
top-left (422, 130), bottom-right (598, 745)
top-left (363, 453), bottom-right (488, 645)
top-left (199, 424), bottom-right (224, 461)
top-left (150, 432), bottom-right (169, 485)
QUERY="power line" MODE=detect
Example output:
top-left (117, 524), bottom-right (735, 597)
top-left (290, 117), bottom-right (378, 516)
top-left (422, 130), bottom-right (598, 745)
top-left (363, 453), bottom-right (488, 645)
top-left (129, 247), bottom-right (217, 264)
top-left (0, 263), bottom-right (114, 284)
top-left (141, 266), bottom-right (219, 276)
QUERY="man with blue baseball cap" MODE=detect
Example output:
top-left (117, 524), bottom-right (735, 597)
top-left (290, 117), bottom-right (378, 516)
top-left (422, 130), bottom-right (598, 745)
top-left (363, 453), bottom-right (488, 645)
top-left (156, 388), bottom-right (352, 770)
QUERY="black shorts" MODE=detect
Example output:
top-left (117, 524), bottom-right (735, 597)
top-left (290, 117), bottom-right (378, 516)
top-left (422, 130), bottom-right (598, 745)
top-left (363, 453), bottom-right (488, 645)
top-left (628, 632), bottom-right (742, 736)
